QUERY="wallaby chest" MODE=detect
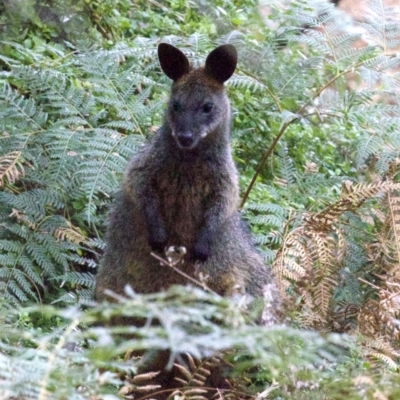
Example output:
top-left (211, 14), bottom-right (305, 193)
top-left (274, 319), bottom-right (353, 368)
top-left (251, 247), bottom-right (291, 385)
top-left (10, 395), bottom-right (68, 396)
top-left (153, 156), bottom-right (217, 244)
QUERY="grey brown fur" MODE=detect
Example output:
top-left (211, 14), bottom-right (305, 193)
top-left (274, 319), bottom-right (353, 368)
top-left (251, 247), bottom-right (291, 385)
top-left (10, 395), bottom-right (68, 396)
top-left (95, 43), bottom-right (277, 311)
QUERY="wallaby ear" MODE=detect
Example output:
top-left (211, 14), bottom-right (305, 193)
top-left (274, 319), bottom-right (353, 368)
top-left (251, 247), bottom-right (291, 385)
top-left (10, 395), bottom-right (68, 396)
top-left (205, 44), bottom-right (237, 84)
top-left (158, 43), bottom-right (190, 81)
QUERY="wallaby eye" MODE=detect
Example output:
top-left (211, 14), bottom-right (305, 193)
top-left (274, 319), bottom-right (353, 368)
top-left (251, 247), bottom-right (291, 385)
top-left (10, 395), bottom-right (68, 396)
top-left (202, 102), bottom-right (214, 113)
top-left (172, 101), bottom-right (182, 112)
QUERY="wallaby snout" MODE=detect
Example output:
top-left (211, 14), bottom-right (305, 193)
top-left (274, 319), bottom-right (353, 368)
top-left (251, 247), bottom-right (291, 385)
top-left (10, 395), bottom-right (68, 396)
top-left (176, 131), bottom-right (195, 148)
top-left (169, 97), bottom-right (220, 150)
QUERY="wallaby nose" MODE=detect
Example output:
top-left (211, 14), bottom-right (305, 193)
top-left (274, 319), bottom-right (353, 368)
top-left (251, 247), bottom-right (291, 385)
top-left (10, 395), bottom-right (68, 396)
top-left (177, 131), bottom-right (194, 148)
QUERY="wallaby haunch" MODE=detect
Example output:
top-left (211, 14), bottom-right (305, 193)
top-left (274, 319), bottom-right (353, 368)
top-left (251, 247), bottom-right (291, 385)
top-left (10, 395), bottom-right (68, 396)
top-left (95, 43), bottom-right (277, 313)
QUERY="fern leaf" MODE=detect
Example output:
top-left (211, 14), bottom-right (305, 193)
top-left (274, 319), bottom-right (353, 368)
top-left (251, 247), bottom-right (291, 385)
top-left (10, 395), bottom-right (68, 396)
top-left (0, 151), bottom-right (25, 186)
top-left (388, 189), bottom-right (400, 264)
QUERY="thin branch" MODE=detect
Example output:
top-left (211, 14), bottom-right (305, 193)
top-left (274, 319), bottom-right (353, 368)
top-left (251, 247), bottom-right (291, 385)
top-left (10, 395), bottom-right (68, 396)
top-left (150, 252), bottom-right (217, 295)
top-left (240, 119), bottom-right (294, 208)
top-left (358, 277), bottom-right (380, 290)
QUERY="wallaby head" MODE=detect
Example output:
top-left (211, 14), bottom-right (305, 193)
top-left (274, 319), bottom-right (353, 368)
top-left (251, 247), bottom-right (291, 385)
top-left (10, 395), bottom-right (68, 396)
top-left (158, 43), bottom-right (237, 150)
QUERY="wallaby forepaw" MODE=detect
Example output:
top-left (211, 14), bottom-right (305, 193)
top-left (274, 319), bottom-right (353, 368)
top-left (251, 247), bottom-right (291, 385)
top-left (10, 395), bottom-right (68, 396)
top-left (149, 241), bottom-right (166, 253)
top-left (190, 241), bottom-right (210, 262)
top-left (148, 235), bottom-right (167, 253)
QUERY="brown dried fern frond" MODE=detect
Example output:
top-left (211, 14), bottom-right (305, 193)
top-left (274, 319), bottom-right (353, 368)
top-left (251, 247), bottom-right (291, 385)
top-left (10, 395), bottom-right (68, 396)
top-left (273, 180), bottom-right (400, 330)
top-left (171, 354), bottom-right (257, 400)
top-left (378, 283), bottom-right (400, 339)
top-left (335, 227), bottom-right (347, 261)
top-left (171, 354), bottom-right (219, 400)
top-left (297, 307), bottom-right (326, 330)
top-left (362, 336), bottom-right (400, 370)
top-left (307, 231), bottom-right (336, 270)
top-left (357, 293), bottom-right (382, 338)
top-left (54, 220), bottom-right (87, 244)
top-left (0, 151), bottom-right (25, 186)
top-left (330, 303), bottom-right (360, 332)
top-left (9, 207), bottom-right (36, 229)
top-left (357, 276), bottom-right (400, 341)
top-left (273, 230), bottom-right (309, 292)
top-left (387, 188), bottom-right (400, 270)
top-left (355, 179), bottom-right (400, 346)
top-left (272, 224), bottom-right (339, 328)
top-left (313, 275), bottom-right (337, 321)
top-left (306, 181), bottom-right (400, 230)
top-left (118, 370), bottom-right (161, 398)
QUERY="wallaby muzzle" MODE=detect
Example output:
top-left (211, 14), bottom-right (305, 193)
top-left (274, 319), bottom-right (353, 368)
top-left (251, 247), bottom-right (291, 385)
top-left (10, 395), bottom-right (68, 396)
top-left (176, 131), bottom-right (195, 149)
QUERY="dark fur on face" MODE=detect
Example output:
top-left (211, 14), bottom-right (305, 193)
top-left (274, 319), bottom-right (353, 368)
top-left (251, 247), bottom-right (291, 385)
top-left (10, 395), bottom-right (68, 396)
top-left (167, 70), bottom-right (229, 150)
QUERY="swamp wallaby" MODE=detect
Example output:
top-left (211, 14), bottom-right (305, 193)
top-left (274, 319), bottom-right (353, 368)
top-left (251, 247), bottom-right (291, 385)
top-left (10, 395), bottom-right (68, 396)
top-left (95, 43), bottom-right (277, 311)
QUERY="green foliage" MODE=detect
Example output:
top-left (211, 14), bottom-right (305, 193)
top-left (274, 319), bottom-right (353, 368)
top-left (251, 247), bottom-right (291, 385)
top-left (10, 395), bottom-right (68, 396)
top-left (0, 287), bottom-right (361, 399)
top-left (0, 41), bottom-right (161, 303)
top-left (2, 286), bottom-right (400, 399)
top-left (0, 0), bottom-right (258, 45)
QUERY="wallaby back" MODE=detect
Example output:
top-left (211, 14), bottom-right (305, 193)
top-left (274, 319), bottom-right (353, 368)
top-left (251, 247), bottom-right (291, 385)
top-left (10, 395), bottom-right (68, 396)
top-left (95, 43), bottom-right (277, 308)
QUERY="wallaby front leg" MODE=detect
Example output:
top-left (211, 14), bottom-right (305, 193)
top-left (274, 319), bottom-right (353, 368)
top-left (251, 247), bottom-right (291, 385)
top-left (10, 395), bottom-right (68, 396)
top-left (140, 187), bottom-right (167, 253)
top-left (191, 194), bottom-right (228, 262)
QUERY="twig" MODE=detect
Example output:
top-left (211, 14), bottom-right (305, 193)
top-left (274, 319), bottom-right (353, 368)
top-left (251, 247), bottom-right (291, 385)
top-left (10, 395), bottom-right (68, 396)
top-left (358, 277), bottom-right (380, 290)
top-left (240, 119), bottom-right (293, 208)
top-left (150, 252), bottom-right (217, 295)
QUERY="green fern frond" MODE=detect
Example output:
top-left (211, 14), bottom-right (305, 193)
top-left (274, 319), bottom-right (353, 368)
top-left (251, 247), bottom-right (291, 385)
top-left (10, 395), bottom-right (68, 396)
top-left (275, 144), bottom-right (298, 186)
top-left (58, 271), bottom-right (95, 288)
top-left (228, 74), bottom-right (266, 92)
top-left (245, 202), bottom-right (286, 215)
top-left (0, 36), bottom-right (164, 303)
